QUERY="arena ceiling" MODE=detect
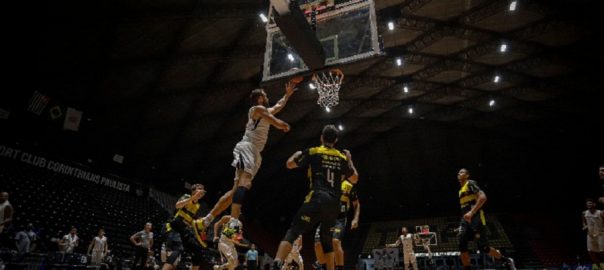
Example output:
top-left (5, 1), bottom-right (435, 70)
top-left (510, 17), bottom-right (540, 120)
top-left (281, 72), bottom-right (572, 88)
top-left (12, 0), bottom-right (602, 211)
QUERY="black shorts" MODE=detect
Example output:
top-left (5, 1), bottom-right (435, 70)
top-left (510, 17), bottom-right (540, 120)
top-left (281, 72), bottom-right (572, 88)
top-left (458, 213), bottom-right (489, 252)
top-left (164, 230), bottom-right (183, 252)
top-left (289, 190), bottom-right (340, 240)
top-left (314, 218), bottom-right (347, 242)
top-left (169, 220), bottom-right (206, 266)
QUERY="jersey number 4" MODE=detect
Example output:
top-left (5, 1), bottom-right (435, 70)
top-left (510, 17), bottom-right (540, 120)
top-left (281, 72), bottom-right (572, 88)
top-left (326, 169), bottom-right (335, 187)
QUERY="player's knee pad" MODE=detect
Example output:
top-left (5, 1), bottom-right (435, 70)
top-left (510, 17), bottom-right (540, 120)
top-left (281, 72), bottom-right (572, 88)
top-left (233, 186), bottom-right (248, 205)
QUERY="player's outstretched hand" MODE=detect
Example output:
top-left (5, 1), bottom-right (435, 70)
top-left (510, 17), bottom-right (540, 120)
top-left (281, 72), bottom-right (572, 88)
top-left (285, 81), bottom-right (299, 95)
top-left (282, 123), bottom-right (291, 133)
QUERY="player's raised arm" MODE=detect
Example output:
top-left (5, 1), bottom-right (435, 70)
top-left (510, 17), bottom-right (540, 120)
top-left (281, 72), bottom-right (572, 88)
top-left (269, 80), bottom-right (298, 115)
top-left (254, 106), bottom-right (290, 132)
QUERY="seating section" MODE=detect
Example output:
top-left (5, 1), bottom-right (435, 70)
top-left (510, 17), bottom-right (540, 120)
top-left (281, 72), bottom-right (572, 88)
top-left (149, 188), bottom-right (178, 214)
top-left (1, 160), bottom-right (170, 258)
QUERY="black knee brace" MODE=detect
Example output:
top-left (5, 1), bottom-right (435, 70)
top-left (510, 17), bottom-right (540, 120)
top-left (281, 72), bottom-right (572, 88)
top-left (233, 186), bottom-right (248, 205)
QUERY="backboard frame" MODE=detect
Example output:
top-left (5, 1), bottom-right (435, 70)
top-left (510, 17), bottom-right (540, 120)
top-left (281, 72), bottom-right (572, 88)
top-left (262, 0), bottom-right (381, 82)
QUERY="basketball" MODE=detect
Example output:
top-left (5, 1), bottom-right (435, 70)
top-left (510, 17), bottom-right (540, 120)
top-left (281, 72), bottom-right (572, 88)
top-left (290, 76), bottom-right (304, 84)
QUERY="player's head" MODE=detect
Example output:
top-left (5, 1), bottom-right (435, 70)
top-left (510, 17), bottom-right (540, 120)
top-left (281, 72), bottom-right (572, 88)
top-left (599, 164), bottom-right (604, 180)
top-left (401, 227), bottom-right (408, 234)
top-left (98, 228), bottom-right (105, 236)
top-left (457, 168), bottom-right (470, 182)
top-left (70, 227), bottom-right (77, 235)
top-left (321, 124), bottom-right (339, 146)
top-left (0, 192), bottom-right (8, 203)
top-left (190, 183), bottom-right (205, 194)
top-left (586, 198), bottom-right (596, 209)
top-left (250, 88), bottom-right (268, 107)
top-left (251, 244), bottom-right (256, 250)
top-left (145, 222), bottom-right (153, 231)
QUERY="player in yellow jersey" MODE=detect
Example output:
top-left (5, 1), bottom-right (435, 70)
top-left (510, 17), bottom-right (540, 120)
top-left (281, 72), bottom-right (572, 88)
top-left (456, 168), bottom-right (516, 270)
top-left (272, 125), bottom-right (358, 270)
top-left (313, 180), bottom-right (360, 270)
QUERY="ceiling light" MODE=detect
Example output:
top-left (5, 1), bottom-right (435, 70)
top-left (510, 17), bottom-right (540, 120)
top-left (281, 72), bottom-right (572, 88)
top-left (500, 44), bottom-right (507, 52)
top-left (325, 107), bottom-right (331, 113)
top-left (338, 124), bottom-right (344, 131)
top-left (396, 58), bottom-right (403, 67)
top-left (494, 75), bottom-right (500, 83)
top-left (287, 53), bottom-right (294, 62)
top-left (309, 83), bottom-right (316, 90)
top-left (509, 1), bottom-right (517, 11)
top-left (388, 21), bottom-right (395, 31)
top-left (259, 13), bottom-right (268, 23)
top-left (403, 86), bottom-right (409, 93)
top-left (489, 99), bottom-right (496, 107)
top-left (408, 107), bottom-right (414, 114)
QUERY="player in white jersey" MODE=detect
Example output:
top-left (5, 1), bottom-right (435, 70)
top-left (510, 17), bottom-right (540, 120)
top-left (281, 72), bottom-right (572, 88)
top-left (201, 81), bottom-right (298, 226)
top-left (386, 227), bottom-right (417, 270)
top-left (213, 215), bottom-right (246, 270)
top-left (88, 228), bottom-right (109, 265)
top-left (283, 236), bottom-right (303, 270)
top-left (583, 198), bottom-right (604, 265)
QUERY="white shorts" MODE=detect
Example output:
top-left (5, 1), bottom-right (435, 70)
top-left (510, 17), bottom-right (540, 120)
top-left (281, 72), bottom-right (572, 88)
top-left (91, 250), bottom-right (104, 264)
top-left (231, 141), bottom-right (262, 179)
top-left (219, 241), bottom-right (238, 264)
top-left (587, 234), bottom-right (604, 252)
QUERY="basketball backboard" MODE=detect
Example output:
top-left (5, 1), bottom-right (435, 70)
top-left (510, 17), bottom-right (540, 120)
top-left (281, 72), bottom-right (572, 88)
top-left (263, 0), bottom-right (382, 82)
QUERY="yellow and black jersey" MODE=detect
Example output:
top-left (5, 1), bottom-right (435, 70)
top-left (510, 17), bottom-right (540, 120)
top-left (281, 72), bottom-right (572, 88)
top-left (294, 145), bottom-right (353, 197)
top-left (338, 180), bottom-right (358, 219)
top-left (173, 194), bottom-right (203, 226)
top-left (459, 180), bottom-right (481, 212)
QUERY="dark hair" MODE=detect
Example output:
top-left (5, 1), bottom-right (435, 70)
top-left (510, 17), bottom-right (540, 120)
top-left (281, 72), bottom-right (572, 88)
top-left (460, 168), bottom-right (470, 175)
top-left (190, 183), bottom-right (204, 192)
top-left (322, 125), bottom-right (339, 144)
top-left (586, 198), bottom-right (596, 203)
top-left (250, 89), bottom-right (265, 105)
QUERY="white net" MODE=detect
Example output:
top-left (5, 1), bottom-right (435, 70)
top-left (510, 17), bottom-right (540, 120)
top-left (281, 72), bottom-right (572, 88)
top-left (312, 69), bottom-right (344, 108)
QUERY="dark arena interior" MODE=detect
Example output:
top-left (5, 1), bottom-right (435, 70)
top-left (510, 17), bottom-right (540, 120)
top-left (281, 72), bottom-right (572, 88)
top-left (1, 0), bottom-right (603, 269)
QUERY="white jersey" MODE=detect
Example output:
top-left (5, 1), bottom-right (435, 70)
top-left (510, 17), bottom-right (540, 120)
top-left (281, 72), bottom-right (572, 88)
top-left (584, 210), bottom-right (604, 236)
top-left (62, 234), bottom-right (79, 253)
top-left (398, 234), bottom-right (414, 253)
top-left (241, 107), bottom-right (271, 152)
top-left (220, 218), bottom-right (243, 243)
top-left (92, 236), bottom-right (107, 251)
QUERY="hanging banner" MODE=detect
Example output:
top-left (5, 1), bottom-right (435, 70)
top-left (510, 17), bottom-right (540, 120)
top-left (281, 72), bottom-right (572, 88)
top-left (0, 144), bottom-right (130, 192)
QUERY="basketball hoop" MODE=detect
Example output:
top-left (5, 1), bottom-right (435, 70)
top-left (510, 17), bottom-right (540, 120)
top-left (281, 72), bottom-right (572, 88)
top-left (312, 68), bottom-right (344, 109)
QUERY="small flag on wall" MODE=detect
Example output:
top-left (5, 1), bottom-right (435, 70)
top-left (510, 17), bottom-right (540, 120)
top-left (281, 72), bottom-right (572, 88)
top-left (27, 91), bottom-right (50, 115)
top-left (63, 107), bottom-right (83, 131)
top-left (49, 105), bottom-right (63, 120)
